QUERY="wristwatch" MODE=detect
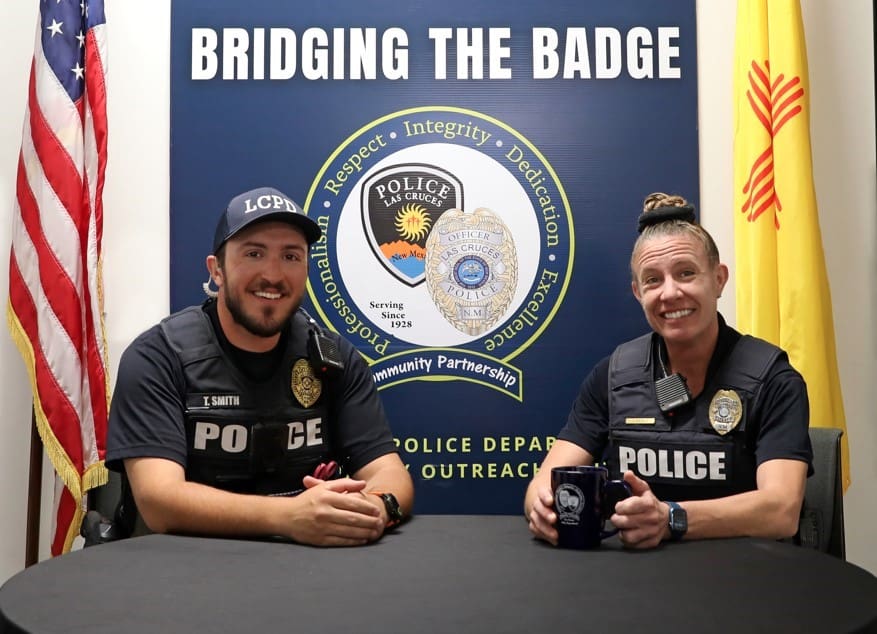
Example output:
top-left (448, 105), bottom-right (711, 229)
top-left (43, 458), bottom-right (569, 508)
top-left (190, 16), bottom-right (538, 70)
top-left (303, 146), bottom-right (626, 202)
top-left (369, 491), bottom-right (404, 528)
top-left (665, 501), bottom-right (688, 541)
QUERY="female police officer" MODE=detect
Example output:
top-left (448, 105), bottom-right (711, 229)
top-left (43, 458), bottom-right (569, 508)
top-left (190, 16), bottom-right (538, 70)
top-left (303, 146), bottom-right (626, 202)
top-left (524, 193), bottom-right (811, 549)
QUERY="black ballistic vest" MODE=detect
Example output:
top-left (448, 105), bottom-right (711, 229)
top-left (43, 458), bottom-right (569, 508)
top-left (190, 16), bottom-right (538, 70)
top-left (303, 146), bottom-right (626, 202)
top-left (161, 307), bottom-right (332, 495)
top-left (607, 333), bottom-right (779, 501)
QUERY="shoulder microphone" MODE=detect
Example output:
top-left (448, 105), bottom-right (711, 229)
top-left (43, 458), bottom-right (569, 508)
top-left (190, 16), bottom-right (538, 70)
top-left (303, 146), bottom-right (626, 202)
top-left (299, 308), bottom-right (345, 377)
top-left (655, 373), bottom-right (692, 413)
top-left (654, 339), bottom-right (692, 413)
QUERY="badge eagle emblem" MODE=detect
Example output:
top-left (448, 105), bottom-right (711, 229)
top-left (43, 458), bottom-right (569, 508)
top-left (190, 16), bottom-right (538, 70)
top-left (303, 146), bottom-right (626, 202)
top-left (291, 358), bottom-right (322, 408)
top-left (708, 389), bottom-right (743, 435)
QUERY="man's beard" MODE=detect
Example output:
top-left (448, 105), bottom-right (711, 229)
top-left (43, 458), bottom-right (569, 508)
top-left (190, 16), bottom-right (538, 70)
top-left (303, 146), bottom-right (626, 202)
top-left (223, 285), bottom-right (299, 338)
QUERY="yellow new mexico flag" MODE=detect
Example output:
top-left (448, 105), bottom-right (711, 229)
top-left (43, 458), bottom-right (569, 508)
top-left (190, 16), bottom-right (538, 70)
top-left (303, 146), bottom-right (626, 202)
top-left (733, 0), bottom-right (849, 488)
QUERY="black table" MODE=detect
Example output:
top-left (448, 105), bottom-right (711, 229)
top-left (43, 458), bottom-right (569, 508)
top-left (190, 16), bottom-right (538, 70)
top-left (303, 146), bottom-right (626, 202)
top-left (2, 515), bottom-right (876, 633)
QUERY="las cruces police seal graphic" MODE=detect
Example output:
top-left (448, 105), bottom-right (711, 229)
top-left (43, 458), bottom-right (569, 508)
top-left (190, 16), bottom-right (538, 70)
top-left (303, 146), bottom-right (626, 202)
top-left (305, 106), bottom-right (573, 401)
top-left (362, 164), bottom-right (463, 287)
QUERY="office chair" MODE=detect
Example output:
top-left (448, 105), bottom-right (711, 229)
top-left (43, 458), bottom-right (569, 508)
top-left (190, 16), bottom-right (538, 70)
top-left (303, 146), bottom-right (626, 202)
top-left (80, 470), bottom-right (137, 546)
top-left (797, 427), bottom-right (846, 559)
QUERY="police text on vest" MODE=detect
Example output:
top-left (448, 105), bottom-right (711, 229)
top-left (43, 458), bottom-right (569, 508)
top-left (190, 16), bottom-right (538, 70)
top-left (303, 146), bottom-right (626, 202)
top-left (192, 419), bottom-right (323, 453)
top-left (618, 446), bottom-right (726, 480)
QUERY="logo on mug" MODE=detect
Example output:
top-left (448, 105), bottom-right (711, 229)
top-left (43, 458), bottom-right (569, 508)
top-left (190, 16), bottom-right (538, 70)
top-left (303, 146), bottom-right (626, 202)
top-left (555, 483), bottom-right (586, 524)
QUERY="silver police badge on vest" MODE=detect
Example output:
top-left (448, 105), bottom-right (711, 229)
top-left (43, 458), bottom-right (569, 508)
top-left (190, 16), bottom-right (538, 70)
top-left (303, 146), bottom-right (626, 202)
top-left (424, 207), bottom-right (518, 336)
top-left (291, 358), bottom-right (322, 408)
top-left (709, 389), bottom-right (743, 435)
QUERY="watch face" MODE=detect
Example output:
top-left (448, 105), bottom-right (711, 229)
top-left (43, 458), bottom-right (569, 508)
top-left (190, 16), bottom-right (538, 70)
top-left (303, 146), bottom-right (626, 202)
top-left (382, 493), bottom-right (403, 521)
top-left (670, 506), bottom-right (688, 533)
top-left (668, 503), bottom-right (687, 537)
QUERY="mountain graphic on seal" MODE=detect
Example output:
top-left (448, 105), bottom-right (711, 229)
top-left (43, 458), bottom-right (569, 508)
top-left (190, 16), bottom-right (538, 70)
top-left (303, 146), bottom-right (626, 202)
top-left (380, 240), bottom-right (426, 278)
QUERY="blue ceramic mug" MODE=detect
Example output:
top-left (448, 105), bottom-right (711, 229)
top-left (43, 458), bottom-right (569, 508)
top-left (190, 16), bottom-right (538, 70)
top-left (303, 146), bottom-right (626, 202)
top-left (551, 465), bottom-right (631, 549)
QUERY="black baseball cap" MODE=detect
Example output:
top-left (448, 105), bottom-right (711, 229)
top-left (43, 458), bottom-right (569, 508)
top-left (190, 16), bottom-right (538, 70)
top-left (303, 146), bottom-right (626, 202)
top-left (212, 186), bottom-right (322, 253)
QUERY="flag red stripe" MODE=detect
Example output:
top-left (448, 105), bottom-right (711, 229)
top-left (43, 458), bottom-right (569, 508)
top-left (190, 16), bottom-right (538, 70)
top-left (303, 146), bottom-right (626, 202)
top-left (27, 70), bottom-right (89, 251)
top-left (15, 156), bottom-right (86, 365)
top-left (84, 293), bottom-right (108, 446)
top-left (85, 30), bottom-right (108, 244)
top-left (52, 488), bottom-right (77, 555)
top-left (83, 31), bottom-right (110, 440)
top-left (8, 256), bottom-right (85, 470)
top-left (27, 72), bottom-right (95, 436)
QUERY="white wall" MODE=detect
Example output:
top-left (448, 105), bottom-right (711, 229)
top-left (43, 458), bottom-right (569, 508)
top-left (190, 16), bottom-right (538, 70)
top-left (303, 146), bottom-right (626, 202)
top-left (0, 0), bottom-right (873, 583)
top-left (0, 0), bottom-right (40, 583)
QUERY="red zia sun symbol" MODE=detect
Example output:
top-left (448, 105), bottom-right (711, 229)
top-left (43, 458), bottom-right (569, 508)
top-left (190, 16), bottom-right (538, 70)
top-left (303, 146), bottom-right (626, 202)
top-left (394, 203), bottom-right (432, 241)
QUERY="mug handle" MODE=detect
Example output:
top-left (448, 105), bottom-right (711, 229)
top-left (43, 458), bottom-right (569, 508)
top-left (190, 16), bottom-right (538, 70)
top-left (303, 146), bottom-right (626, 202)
top-left (600, 479), bottom-right (632, 539)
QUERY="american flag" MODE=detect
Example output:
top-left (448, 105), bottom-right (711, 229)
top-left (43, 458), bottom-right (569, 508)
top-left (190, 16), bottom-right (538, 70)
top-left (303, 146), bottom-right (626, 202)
top-left (7, 0), bottom-right (109, 556)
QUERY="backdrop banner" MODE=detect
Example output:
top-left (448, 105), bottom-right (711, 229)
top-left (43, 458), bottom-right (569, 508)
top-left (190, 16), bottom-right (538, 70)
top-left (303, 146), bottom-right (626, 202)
top-left (170, 0), bottom-right (699, 513)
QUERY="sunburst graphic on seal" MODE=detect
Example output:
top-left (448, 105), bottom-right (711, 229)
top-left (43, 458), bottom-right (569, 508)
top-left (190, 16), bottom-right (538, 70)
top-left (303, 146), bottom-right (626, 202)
top-left (394, 203), bottom-right (432, 242)
top-left (291, 358), bottom-right (322, 408)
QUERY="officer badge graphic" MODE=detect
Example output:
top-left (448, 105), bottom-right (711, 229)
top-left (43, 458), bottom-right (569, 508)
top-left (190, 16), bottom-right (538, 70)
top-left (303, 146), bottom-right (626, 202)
top-left (709, 389), bottom-right (743, 435)
top-left (291, 358), bottom-right (322, 408)
top-left (555, 483), bottom-right (586, 525)
top-left (361, 164), bottom-right (463, 287)
top-left (424, 207), bottom-right (518, 336)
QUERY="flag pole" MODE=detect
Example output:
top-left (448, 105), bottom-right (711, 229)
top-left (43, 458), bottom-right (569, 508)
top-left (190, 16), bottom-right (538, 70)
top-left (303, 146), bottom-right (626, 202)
top-left (25, 409), bottom-right (43, 567)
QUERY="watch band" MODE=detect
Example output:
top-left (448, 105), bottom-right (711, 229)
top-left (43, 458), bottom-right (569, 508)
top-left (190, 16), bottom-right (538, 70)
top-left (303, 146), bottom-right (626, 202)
top-left (368, 491), bottom-right (403, 528)
top-left (665, 501), bottom-right (687, 541)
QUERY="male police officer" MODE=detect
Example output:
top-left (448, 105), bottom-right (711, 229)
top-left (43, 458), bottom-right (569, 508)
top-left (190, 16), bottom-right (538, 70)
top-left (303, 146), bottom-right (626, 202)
top-left (524, 193), bottom-right (812, 549)
top-left (106, 186), bottom-right (413, 546)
